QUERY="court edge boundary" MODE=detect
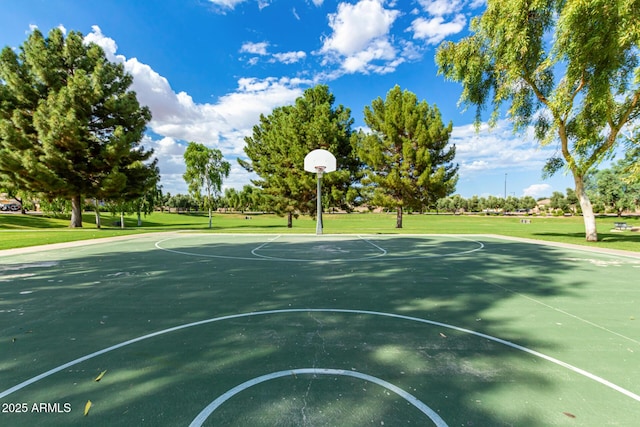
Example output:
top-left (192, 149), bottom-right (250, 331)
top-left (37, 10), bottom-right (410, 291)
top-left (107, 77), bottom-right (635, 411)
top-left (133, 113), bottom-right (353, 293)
top-left (1, 231), bottom-right (638, 260)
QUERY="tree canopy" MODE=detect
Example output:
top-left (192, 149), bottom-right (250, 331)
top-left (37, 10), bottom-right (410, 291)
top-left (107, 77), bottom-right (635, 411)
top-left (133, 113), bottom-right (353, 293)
top-left (183, 141), bottom-right (230, 228)
top-left (0, 27), bottom-right (156, 227)
top-left (240, 85), bottom-right (361, 227)
top-left (592, 156), bottom-right (640, 216)
top-left (356, 85), bottom-right (458, 228)
top-left (436, 0), bottom-right (640, 241)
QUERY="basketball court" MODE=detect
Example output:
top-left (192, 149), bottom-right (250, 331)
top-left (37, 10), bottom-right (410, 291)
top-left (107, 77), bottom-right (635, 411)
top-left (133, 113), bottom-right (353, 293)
top-left (1, 232), bottom-right (639, 425)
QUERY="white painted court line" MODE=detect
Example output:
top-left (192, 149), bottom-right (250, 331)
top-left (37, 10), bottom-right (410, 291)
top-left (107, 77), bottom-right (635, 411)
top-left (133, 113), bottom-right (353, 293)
top-left (470, 273), bottom-right (640, 346)
top-left (188, 368), bottom-right (448, 427)
top-left (475, 234), bottom-right (640, 260)
top-left (357, 235), bottom-right (388, 256)
top-left (249, 234), bottom-right (282, 257)
top-left (2, 309), bottom-right (639, 405)
top-left (251, 235), bottom-right (388, 261)
top-left (154, 237), bottom-right (260, 261)
top-left (154, 234), bottom-right (484, 262)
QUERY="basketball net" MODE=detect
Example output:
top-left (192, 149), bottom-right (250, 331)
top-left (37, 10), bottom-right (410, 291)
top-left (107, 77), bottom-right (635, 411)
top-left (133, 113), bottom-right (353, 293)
top-left (314, 166), bottom-right (326, 177)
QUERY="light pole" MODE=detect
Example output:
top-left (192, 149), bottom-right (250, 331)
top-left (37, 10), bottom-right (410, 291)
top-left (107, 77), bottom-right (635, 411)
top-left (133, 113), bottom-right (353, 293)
top-left (504, 173), bottom-right (507, 199)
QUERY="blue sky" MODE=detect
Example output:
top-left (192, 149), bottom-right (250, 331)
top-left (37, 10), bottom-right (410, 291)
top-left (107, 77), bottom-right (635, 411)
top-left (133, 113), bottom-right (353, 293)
top-left (1, 0), bottom-right (577, 199)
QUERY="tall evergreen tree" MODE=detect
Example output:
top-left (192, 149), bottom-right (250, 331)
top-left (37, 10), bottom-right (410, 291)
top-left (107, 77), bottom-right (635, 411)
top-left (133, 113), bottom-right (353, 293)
top-left (0, 28), bottom-right (155, 227)
top-left (356, 85), bottom-right (458, 228)
top-left (240, 85), bottom-right (361, 227)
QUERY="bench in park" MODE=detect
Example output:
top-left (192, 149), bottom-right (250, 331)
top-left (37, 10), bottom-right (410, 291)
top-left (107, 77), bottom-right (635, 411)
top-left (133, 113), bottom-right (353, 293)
top-left (520, 219), bottom-right (531, 224)
top-left (614, 222), bottom-right (631, 231)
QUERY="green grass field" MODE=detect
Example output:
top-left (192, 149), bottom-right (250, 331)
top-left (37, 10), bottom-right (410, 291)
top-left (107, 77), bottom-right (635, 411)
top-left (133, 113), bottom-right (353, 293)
top-left (1, 211), bottom-right (639, 252)
top-left (1, 233), bottom-right (639, 425)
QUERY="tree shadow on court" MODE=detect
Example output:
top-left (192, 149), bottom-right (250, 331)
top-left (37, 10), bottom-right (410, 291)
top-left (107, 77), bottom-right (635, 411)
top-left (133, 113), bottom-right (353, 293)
top-left (1, 235), bottom-right (637, 426)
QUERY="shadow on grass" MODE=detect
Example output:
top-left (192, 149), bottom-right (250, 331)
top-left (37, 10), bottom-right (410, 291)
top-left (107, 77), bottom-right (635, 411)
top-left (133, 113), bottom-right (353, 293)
top-left (0, 235), bottom-right (637, 426)
top-left (0, 213), bottom-right (69, 229)
top-left (0, 212), bottom-right (304, 232)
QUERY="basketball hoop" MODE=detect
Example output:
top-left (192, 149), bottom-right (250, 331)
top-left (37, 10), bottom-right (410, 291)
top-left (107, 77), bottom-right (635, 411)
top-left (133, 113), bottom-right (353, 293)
top-left (304, 149), bottom-right (337, 235)
top-left (304, 149), bottom-right (336, 174)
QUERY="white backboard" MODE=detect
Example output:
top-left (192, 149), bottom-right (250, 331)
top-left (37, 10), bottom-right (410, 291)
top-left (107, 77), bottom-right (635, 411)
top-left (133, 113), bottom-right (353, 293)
top-left (304, 149), bottom-right (336, 173)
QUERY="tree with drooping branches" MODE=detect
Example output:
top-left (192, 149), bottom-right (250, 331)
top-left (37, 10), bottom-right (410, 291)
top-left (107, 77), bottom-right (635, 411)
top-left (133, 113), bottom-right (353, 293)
top-left (436, 0), bottom-right (640, 241)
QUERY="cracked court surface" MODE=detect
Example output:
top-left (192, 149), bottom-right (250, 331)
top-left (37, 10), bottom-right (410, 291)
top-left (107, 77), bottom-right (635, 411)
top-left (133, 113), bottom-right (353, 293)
top-left (1, 233), bottom-right (639, 425)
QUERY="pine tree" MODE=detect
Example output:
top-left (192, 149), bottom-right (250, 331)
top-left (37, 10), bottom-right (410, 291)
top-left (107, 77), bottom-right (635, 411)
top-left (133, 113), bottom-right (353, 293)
top-left (240, 85), bottom-right (361, 227)
top-left (357, 85), bottom-right (458, 228)
top-left (0, 28), bottom-right (155, 227)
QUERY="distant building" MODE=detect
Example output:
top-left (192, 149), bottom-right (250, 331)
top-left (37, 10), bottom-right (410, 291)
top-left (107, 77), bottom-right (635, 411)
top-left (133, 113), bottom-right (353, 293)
top-left (533, 198), bottom-right (551, 214)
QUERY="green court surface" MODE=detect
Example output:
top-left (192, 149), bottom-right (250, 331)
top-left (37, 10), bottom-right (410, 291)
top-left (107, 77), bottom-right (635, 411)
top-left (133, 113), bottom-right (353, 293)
top-left (1, 233), bottom-right (639, 426)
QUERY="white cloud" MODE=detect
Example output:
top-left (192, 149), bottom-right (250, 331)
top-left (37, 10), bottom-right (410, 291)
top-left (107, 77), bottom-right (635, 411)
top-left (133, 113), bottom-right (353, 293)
top-left (240, 41), bottom-right (269, 55)
top-left (84, 26), bottom-right (308, 194)
top-left (417, 0), bottom-right (463, 16)
top-left (241, 41), bottom-right (306, 65)
top-left (322, 0), bottom-right (399, 56)
top-left (410, 14), bottom-right (466, 45)
top-left (222, 163), bottom-right (259, 192)
top-left (154, 136), bottom-right (185, 160)
top-left (206, 0), bottom-right (273, 12)
top-left (461, 160), bottom-right (490, 172)
top-left (523, 184), bottom-right (551, 198)
top-left (341, 39), bottom-right (397, 74)
top-left (139, 135), bottom-right (187, 194)
top-left (272, 51), bottom-right (306, 64)
top-left (257, 0), bottom-right (271, 10)
top-left (468, 0), bottom-right (487, 9)
top-left (207, 0), bottom-right (249, 10)
top-left (452, 120), bottom-right (554, 177)
top-left (319, 0), bottom-right (403, 74)
top-left (86, 26), bottom-right (200, 124)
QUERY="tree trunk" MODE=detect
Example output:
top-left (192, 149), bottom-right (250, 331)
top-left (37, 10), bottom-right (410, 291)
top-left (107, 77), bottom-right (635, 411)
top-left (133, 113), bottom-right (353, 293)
top-left (137, 211), bottom-right (142, 226)
top-left (287, 211), bottom-right (293, 228)
top-left (15, 196), bottom-right (25, 214)
top-left (574, 174), bottom-right (598, 242)
top-left (208, 208), bottom-right (213, 229)
top-left (70, 195), bottom-right (83, 228)
top-left (120, 212), bottom-right (125, 229)
top-left (396, 206), bottom-right (403, 228)
top-left (94, 199), bottom-right (101, 229)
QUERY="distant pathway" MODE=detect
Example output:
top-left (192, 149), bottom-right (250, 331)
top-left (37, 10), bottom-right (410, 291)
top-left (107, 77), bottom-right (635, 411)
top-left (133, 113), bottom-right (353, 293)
top-left (0, 231), bottom-right (180, 257)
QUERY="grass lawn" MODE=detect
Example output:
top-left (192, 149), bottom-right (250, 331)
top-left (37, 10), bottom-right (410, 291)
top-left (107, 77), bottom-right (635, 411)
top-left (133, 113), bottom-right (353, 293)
top-left (0, 211), bottom-right (638, 252)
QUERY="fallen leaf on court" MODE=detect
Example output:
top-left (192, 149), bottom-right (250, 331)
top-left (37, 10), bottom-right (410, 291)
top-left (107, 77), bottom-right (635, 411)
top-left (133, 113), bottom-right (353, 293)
top-left (439, 333), bottom-right (447, 338)
top-left (84, 400), bottom-right (92, 416)
top-left (94, 370), bottom-right (107, 382)
top-left (563, 412), bottom-right (576, 418)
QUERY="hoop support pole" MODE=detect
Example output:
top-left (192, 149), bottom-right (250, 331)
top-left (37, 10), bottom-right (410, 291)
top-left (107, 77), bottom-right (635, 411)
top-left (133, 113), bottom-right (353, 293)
top-left (316, 172), bottom-right (323, 235)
